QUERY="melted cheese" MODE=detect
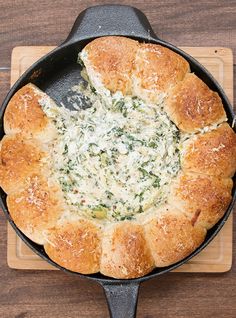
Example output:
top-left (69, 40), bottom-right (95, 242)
top-left (39, 81), bottom-right (180, 222)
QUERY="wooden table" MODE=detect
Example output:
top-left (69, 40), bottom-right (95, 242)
top-left (0, 1), bottom-right (235, 317)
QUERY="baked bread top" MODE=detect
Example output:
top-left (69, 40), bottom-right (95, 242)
top-left (1, 36), bottom-right (236, 279)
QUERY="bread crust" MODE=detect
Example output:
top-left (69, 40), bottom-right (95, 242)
top-left (7, 174), bottom-right (63, 244)
top-left (0, 134), bottom-right (45, 194)
top-left (182, 123), bottom-right (236, 177)
top-left (165, 73), bottom-right (226, 132)
top-left (133, 44), bottom-right (190, 103)
top-left (100, 222), bottom-right (154, 279)
top-left (4, 84), bottom-right (47, 135)
top-left (82, 36), bottom-right (139, 95)
top-left (144, 207), bottom-right (206, 266)
top-left (44, 220), bottom-right (101, 274)
top-left (4, 83), bottom-right (57, 142)
top-left (82, 38), bottom-right (190, 103)
top-left (168, 173), bottom-right (233, 229)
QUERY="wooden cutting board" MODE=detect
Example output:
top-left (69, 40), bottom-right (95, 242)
top-left (7, 46), bottom-right (233, 272)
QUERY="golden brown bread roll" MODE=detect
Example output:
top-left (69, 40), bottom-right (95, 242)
top-left (168, 173), bottom-right (233, 229)
top-left (1, 36), bottom-right (235, 279)
top-left (7, 174), bottom-right (64, 244)
top-left (81, 36), bottom-right (138, 95)
top-left (132, 43), bottom-right (190, 103)
top-left (182, 123), bottom-right (236, 177)
top-left (4, 83), bottom-right (56, 142)
top-left (144, 207), bottom-right (207, 266)
top-left (0, 135), bottom-right (45, 194)
top-left (44, 220), bottom-right (101, 274)
top-left (100, 222), bottom-right (154, 279)
top-left (164, 73), bottom-right (226, 132)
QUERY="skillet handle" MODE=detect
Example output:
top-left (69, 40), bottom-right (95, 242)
top-left (63, 4), bottom-right (157, 45)
top-left (100, 282), bottom-right (140, 318)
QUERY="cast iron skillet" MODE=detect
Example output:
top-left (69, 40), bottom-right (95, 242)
top-left (0, 5), bottom-right (235, 318)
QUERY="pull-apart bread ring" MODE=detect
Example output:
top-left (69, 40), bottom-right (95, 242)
top-left (1, 36), bottom-right (236, 279)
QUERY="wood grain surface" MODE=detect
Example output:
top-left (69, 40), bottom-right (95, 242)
top-left (0, 1), bottom-right (235, 318)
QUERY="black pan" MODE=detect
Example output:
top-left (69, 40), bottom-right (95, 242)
top-left (0, 5), bottom-right (235, 318)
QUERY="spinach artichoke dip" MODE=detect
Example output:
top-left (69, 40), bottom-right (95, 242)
top-left (41, 80), bottom-right (180, 222)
